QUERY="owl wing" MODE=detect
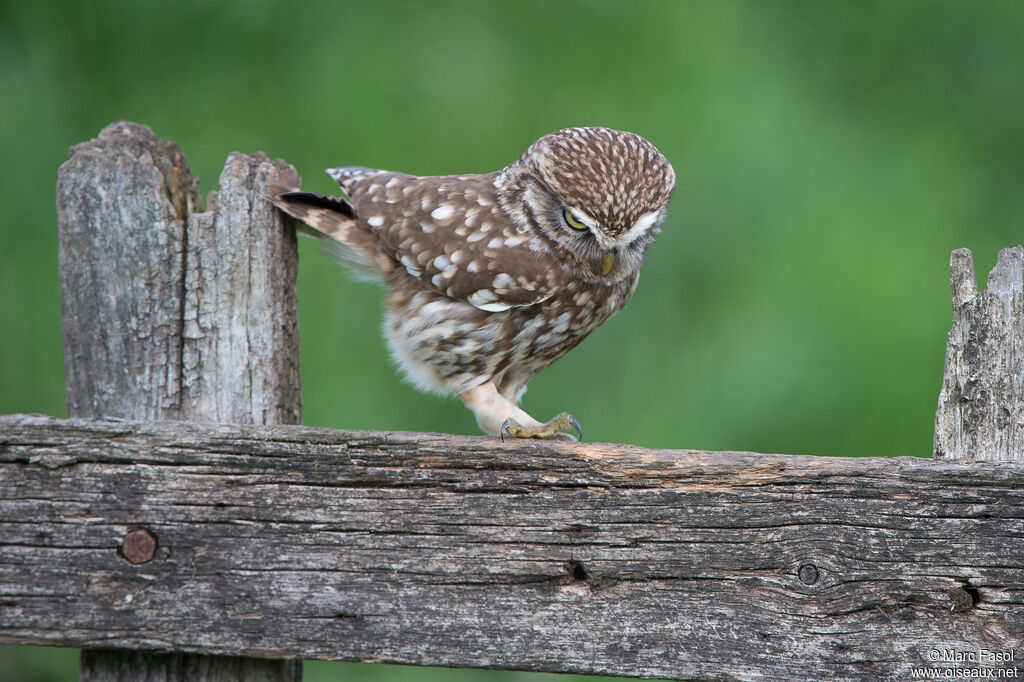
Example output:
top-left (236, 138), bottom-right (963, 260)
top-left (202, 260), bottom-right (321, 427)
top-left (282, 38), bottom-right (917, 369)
top-left (330, 168), bottom-right (558, 312)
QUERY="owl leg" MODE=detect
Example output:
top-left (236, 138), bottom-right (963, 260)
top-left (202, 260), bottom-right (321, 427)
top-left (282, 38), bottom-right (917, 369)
top-left (459, 382), bottom-right (542, 437)
top-left (459, 383), bottom-right (582, 441)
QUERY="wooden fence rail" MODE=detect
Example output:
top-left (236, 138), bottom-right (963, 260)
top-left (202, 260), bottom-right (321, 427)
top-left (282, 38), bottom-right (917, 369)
top-left (2, 413), bottom-right (1024, 681)
top-left (0, 121), bottom-right (1021, 681)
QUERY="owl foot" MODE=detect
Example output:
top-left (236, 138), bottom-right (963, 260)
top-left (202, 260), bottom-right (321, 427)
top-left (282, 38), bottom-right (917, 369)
top-left (500, 413), bottom-right (582, 442)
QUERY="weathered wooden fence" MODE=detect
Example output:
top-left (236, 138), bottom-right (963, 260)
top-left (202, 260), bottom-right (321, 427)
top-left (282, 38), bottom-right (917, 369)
top-left (1, 121), bottom-right (1022, 682)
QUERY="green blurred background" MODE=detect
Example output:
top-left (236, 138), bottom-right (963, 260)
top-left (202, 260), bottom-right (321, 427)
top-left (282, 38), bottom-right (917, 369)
top-left (1, 0), bottom-right (1022, 679)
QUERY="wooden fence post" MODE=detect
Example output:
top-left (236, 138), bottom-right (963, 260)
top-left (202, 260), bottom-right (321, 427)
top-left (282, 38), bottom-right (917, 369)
top-left (933, 244), bottom-right (1024, 627)
top-left (935, 245), bottom-right (1023, 461)
top-left (57, 121), bottom-right (302, 681)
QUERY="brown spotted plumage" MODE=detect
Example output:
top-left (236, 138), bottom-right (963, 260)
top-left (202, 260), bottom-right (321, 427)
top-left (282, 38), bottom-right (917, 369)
top-left (270, 127), bottom-right (675, 439)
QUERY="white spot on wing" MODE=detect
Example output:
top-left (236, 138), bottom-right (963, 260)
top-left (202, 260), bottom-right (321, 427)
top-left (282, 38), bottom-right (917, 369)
top-left (467, 290), bottom-right (497, 306)
top-left (366, 215), bottom-right (384, 227)
top-left (431, 204), bottom-right (455, 222)
top-left (400, 255), bottom-right (421, 277)
top-left (492, 273), bottom-right (516, 290)
top-left (476, 302), bottom-right (515, 312)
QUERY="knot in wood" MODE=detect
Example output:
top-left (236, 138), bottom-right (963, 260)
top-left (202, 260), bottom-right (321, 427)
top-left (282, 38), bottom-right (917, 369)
top-left (798, 563), bottom-right (820, 585)
top-left (121, 528), bottom-right (157, 564)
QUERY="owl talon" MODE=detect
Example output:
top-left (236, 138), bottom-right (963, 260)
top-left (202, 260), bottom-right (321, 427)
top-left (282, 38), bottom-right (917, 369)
top-left (566, 414), bottom-right (583, 442)
top-left (500, 413), bottom-right (582, 442)
top-left (499, 418), bottom-right (517, 442)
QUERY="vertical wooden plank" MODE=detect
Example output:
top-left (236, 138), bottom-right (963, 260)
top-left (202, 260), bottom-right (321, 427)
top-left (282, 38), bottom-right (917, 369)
top-left (57, 121), bottom-right (198, 420)
top-left (935, 245), bottom-right (1024, 461)
top-left (181, 154), bottom-right (300, 425)
top-left (932, 245), bottom-right (1022, 671)
top-left (57, 121), bottom-right (302, 681)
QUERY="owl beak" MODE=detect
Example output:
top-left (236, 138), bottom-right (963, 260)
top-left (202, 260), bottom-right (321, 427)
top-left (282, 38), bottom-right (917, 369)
top-left (600, 251), bottom-right (615, 275)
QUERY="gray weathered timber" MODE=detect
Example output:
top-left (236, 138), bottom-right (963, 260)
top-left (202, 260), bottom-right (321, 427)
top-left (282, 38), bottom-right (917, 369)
top-left (935, 246), bottom-right (1024, 461)
top-left (56, 121), bottom-right (301, 680)
top-left (57, 121), bottom-right (200, 420)
top-left (2, 414), bottom-right (1023, 682)
top-left (182, 152), bottom-right (301, 425)
top-left (57, 121), bottom-right (301, 427)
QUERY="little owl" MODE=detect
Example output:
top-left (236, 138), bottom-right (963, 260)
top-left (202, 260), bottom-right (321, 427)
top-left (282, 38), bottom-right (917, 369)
top-left (269, 127), bottom-right (674, 440)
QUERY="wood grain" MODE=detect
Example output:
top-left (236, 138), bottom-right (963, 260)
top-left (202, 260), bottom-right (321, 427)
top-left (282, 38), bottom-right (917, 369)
top-left (57, 121), bottom-right (199, 420)
top-left (2, 414), bottom-right (1022, 681)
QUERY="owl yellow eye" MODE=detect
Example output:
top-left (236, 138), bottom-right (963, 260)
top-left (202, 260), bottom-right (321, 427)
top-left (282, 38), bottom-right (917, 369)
top-left (562, 208), bottom-right (589, 231)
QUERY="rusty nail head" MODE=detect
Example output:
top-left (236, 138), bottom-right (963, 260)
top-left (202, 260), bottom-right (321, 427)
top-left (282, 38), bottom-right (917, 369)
top-left (122, 528), bottom-right (157, 564)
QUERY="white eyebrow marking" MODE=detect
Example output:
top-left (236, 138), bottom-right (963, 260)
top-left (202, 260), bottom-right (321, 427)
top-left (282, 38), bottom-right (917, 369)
top-left (622, 210), bottom-right (660, 243)
top-left (567, 207), bottom-right (598, 231)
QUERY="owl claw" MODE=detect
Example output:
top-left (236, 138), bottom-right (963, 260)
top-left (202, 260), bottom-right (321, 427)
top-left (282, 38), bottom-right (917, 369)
top-left (562, 414), bottom-right (583, 442)
top-left (500, 413), bottom-right (582, 442)
top-left (570, 415), bottom-right (583, 441)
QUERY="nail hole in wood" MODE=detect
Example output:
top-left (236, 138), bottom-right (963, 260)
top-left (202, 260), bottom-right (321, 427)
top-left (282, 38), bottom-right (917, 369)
top-left (566, 560), bottom-right (588, 582)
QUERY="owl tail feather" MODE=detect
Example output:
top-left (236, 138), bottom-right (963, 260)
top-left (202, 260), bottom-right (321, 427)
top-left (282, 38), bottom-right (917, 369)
top-left (267, 185), bottom-right (355, 239)
top-left (267, 184), bottom-right (392, 282)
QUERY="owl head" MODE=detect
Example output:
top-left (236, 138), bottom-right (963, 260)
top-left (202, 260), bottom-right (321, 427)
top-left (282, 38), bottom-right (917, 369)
top-left (506, 126), bottom-right (675, 283)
